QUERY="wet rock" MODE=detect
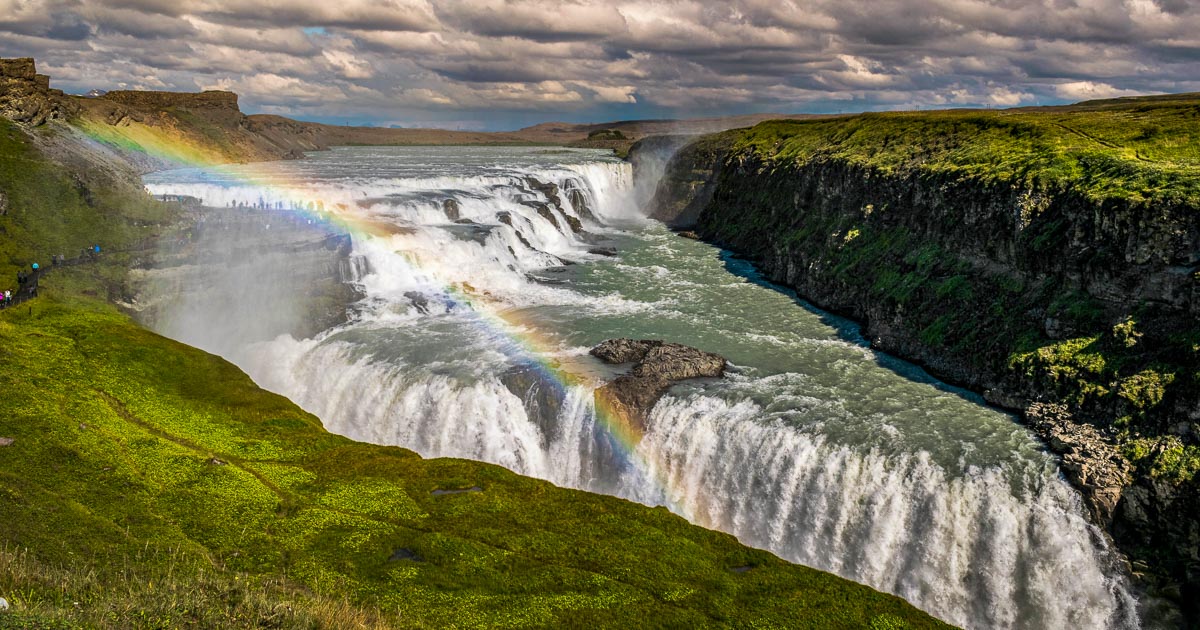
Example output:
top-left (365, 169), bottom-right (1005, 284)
top-left (442, 198), bottom-right (461, 221)
top-left (496, 213), bottom-right (534, 250)
top-left (678, 231), bottom-right (701, 240)
top-left (524, 177), bottom-right (562, 208)
top-left (564, 182), bottom-right (598, 223)
top-left (405, 291), bottom-right (430, 314)
top-left (445, 222), bottom-right (493, 245)
top-left (591, 339), bottom-right (726, 433)
top-left (533, 203), bottom-right (561, 231)
top-left (591, 338), bottom-right (659, 364)
top-left (500, 362), bottom-right (566, 447)
top-left (564, 214), bottom-right (583, 233)
top-left (1026, 402), bottom-right (1132, 526)
top-left (588, 247), bottom-right (618, 257)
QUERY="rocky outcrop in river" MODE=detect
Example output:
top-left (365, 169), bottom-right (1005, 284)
top-left (591, 338), bottom-right (726, 433)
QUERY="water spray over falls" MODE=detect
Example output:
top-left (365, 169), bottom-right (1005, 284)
top-left (141, 146), bottom-right (1140, 630)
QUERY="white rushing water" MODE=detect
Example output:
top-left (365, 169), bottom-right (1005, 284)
top-left (143, 146), bottom-right (1140, 629)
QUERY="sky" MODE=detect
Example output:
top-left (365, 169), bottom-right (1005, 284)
top-left (1, 0), bottom-right (1198, 130)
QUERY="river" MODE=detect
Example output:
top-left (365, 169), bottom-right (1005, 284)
top-left (142, 145), bottom-right (1140, 629)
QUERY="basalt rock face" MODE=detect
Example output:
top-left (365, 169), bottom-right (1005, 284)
top-left (591, 339), bottom-right (726, 433)
top-left (643, 132), bottom-right (737, 229)
top-left (0, 58), bottom-right (77, 125)
top-left (656, 132), bottom-right (1200, 618)
top-left (101, 89), bottom-right (241, 111)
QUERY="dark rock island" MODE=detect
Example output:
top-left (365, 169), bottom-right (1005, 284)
top-left (591, 338), bottom-right (727, 432)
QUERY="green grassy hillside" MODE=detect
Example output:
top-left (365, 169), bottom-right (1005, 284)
top-left (0, 119), bottom-right (174, 294)
top-left (0, 117), bottom-right (950, 627)
top-left (735, 94), bottom-right (1200, 206)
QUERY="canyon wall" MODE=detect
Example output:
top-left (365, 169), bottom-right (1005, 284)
top-left (643, 111), bottom-right (1200, 619)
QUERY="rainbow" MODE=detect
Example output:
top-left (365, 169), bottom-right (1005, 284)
top-left (74, 117), bottom-right (681, 512)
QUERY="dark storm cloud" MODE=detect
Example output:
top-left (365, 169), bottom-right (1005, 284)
top-left (0, 1), bottom-right (93, 41)
top-left (0, 0), bottom-right (1197, 128)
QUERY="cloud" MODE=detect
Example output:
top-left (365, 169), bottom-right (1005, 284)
top-left (1053, 80), bottom-right (1145, 100)
top-left (0, 0), bottom-right (1196, 128)
top-left (435, 0), bottom-right (627, 41)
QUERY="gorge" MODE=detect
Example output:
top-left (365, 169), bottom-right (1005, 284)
top-left (136, 143), bottom-right (1147, 629)
top-left (2, 56), bottom-right (1197, 629)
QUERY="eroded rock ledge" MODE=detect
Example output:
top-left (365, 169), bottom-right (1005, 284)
top-left (1026, 402), bottom-right (1132, 525)
top-left (590, 338), bottom-right (726, 432)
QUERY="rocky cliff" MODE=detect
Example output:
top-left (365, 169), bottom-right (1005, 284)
top-left (643, 100), bottom-right (1200, 621)
top-left (101, 89), bottom-right (241, 111)
top-left (0, 58), bottom-right (77, 125)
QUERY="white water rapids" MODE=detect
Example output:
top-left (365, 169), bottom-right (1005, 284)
top-left (142, 146), bottom-right (1140, 629)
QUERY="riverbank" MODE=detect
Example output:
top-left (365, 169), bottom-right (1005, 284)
top-left (640, 94), bottom-right (1200, 622)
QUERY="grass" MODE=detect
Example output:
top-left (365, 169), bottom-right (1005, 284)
top-left (0, 117), bottom-right (952, 627)
top-left (735, 95), bottom-right (1200, 207)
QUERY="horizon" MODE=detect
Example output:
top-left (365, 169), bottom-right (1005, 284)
top-left (2, 1), bottom-right (1198, 130)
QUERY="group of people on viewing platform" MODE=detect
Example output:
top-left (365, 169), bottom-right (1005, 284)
top-left (1, 245), bottom-right (102, 310)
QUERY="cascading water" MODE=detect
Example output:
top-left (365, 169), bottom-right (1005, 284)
top-left (142, 146), bottom-right (1141, 630)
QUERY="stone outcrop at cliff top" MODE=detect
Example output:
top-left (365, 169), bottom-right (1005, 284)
top-left (101, 89), bottom-right (241, 111)
top-left (591, 339), bottom-right (726, 433)
top-left (0, 57), bottom-right (77, 125)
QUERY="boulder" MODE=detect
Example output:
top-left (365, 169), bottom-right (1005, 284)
top-left (591, 339), bottom-right (726, 433)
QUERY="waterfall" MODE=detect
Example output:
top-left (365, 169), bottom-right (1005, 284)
top-left (142, 147), bottom-right (1141, 630)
